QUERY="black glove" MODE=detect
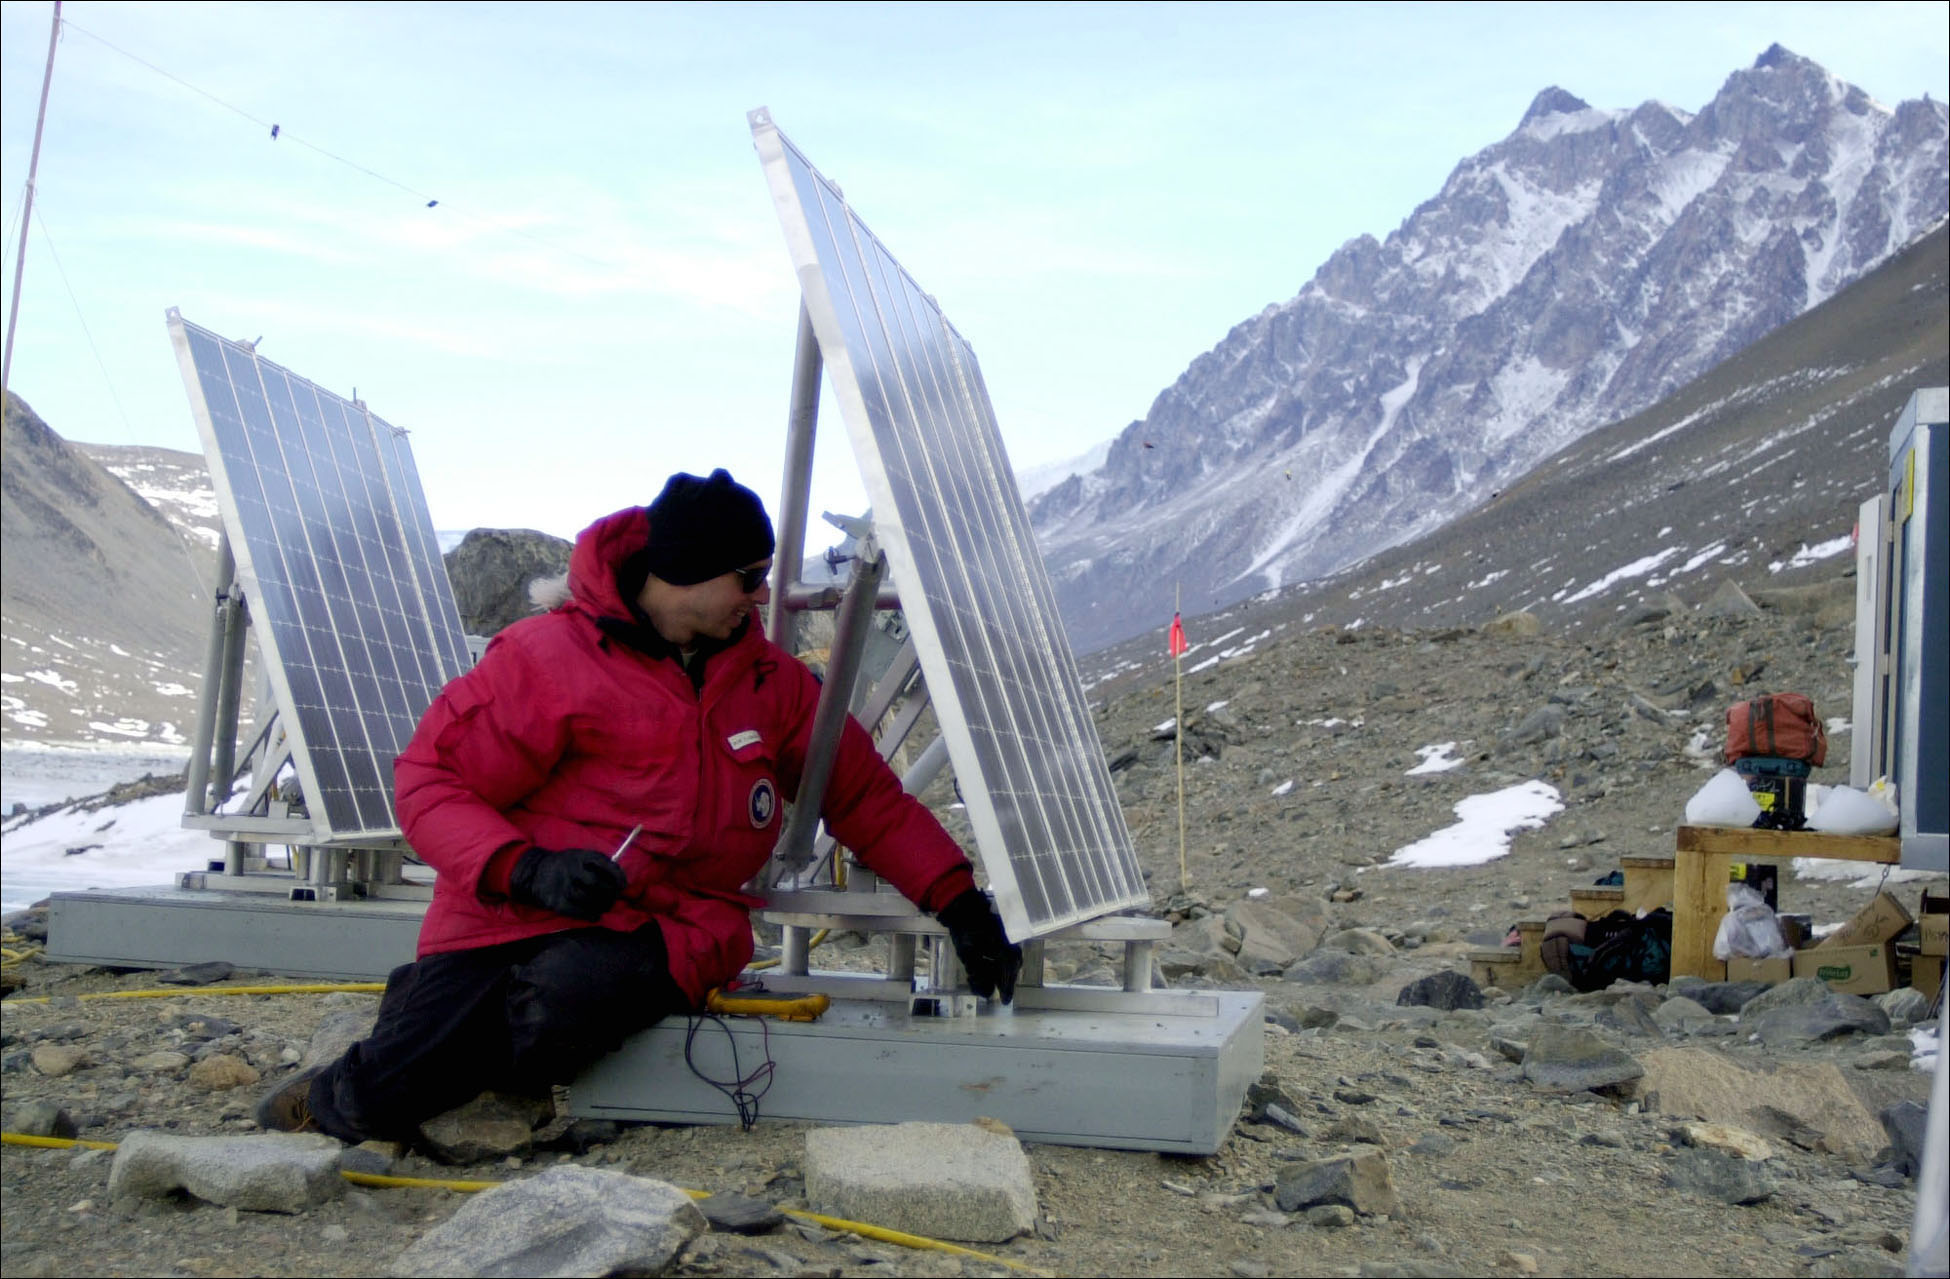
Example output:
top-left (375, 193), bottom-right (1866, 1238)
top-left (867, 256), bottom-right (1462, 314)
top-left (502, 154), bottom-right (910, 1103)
top-left (937, 889), bottom-right (1022, 1004)
top-left (509, 847), bottom-right (627, 921)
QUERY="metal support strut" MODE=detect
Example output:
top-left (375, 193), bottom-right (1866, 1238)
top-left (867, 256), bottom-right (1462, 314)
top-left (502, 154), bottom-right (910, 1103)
top-left (774, 543), bottom-right (888, 875)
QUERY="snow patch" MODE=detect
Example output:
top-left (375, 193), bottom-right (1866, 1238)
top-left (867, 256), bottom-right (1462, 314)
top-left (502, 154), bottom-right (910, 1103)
top-left (1561, 547), bottom-right (1682, 604)
top-left (1768, 535), bottom-right (1852, 573)
top-left (1406, 743), bottom-right (1465, 776)
top-left (1384, 781), bottom-right (1564, 869)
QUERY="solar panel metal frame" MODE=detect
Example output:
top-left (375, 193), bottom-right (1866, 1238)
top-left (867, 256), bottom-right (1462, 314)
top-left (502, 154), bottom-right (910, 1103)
top-left (750, 110), bottom-right (1149, 939)
top-left (167, 311), bottom-right (470, 842)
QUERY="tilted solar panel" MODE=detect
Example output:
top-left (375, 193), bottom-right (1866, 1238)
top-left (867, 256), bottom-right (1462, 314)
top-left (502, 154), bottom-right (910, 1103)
top-left (749, 111), bottom-right (1150, 939)
top-left (168, 311), bottom-right (469, 841)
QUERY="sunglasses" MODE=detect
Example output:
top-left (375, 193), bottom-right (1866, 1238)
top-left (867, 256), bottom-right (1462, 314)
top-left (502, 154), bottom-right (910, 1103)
top-left (734, 564), bottom-right (771, 593)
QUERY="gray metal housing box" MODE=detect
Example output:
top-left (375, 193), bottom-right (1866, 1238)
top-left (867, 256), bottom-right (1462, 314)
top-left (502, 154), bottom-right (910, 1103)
top-left (571, 983), bottom-right (1264, 1155)
top-left (44, 886), bottom-right (422, 979)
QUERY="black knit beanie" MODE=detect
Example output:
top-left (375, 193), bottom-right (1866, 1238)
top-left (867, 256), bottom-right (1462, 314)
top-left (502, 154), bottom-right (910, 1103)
top-left (636, 469), bottom-right (775, 588)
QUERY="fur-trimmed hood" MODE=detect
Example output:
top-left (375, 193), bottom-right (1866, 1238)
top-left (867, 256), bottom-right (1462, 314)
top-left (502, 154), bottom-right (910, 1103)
top-left (524, 506), bottom-right (647, 619)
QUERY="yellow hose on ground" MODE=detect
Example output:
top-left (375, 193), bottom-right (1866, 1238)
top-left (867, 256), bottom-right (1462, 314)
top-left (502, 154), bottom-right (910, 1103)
top-left (3, 1132), bottom-right (118, 1151)
top-left (1, 1132), bottom-right (1046, 1274)
top-left (339, 1169), bottom-right (502, 1192)
top-left (1, 927), bottom-right (44, 968)
top-left (5, 983), bottom-right (386, 1004)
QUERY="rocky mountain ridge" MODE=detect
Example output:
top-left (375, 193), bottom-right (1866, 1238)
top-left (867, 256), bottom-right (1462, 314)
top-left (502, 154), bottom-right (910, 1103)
top-left (1074, 219), bottom-right (1948, 695)
top-left (1031, 46), bottom-right (1950, 652)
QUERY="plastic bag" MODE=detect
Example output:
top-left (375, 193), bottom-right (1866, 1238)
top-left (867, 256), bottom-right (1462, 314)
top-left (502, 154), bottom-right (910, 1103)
top-left (1714, 882), bottom-right (1791, 960)
top-left (1808, 783), bottom-right (1900, 835)
top-left (1686, 768), bottom-right (1763, 827)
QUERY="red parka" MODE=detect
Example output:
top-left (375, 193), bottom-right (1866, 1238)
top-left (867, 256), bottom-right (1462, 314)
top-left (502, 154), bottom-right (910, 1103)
top-left (394, 506), bottom-right (975, 1005)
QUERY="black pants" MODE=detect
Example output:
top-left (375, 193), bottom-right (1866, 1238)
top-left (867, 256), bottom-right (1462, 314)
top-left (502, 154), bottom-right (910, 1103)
top-left (307, 923), bottom-right (687, 1143)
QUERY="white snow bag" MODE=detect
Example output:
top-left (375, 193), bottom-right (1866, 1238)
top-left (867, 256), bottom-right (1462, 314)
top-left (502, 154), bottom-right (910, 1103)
top-left (1807, 784), bottom-right (1899, 836)
top-left (1685, 768), bottom-right (1762, 827)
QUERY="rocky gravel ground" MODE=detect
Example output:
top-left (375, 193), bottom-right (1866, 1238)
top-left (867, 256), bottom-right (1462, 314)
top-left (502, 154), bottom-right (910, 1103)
top-left (2, 577), bottom-right (1944, 1278)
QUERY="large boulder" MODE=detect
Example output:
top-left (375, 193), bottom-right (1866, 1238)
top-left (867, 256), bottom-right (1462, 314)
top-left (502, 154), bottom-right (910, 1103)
top-left (418, 1091), bottom-right (554, 1165)
top-left (108, 1131), bottom-right (343, 1212)
top-left (1397, 971), bottom-right (1486, 1011)
top-left (1225, 897), bottom-right (1332, 969)
top-left (804, 1122), bottom-right (1036, 1243)
top-left (1520, 1026), bottom-right (1644, 1093)
top-left (444, 528), bottom-right (573, 637)
top-left (1273, 1150), bottom-right (1401, 1216)
top-left (1636, 1046), bottom-right (1893, 1165)
top-left (390, 1166), bottom-right (704, 1278)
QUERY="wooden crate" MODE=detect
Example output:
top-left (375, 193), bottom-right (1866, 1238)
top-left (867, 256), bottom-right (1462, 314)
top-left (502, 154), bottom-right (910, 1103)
top-left (1468, 949), bottom-right (1527, 990)
top-left (1621, 856), bottom-right (1675, 914)
top-left (1467, 920), bottom-right (1549, 990)
top-left (1569, 886), bottom-right (1625, 918)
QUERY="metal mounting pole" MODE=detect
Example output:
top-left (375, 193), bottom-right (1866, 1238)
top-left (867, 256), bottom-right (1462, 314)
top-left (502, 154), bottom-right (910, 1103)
top-left (209, 582), bottom-right (249, 806)
top-left (768, 303), bottom-right (821, 651)
top-left (184, 537), bottom-right (237, 815)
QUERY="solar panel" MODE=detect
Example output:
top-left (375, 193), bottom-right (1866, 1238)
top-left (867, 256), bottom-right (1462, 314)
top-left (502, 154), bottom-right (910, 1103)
top-left (167, 311), bottom-right (470, 841)
top-left (750, 110), bottom-right (1149, 939)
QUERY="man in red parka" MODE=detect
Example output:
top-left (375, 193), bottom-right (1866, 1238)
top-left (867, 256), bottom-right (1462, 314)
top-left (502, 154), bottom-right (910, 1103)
top-left (256, 469), bottom-right (1020, 1141)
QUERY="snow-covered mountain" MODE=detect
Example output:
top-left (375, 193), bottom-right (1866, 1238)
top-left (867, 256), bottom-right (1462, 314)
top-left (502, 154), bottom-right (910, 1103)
top-left (2, 395), bottom-right (212, 749)
top-left (76, 444), bottom-right (224, 557)
top-left (1031, 46), bottom-right (1950, 651)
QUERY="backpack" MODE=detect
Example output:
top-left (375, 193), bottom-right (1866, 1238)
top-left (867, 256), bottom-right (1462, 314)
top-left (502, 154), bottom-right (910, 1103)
top-left (1569, 909), bottom-right (1672, 992)
top-left (1541, 912), bottom-right (1588, 977)
top-left (1725, 693), bottom-right (1827, 767)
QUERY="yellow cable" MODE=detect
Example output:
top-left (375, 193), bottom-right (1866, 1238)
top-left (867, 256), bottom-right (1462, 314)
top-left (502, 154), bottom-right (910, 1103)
top-left (3, 1132), bottom-right (118, 1151)
top-left (2, 1132), bottom-right (1046, 1273)
top-left (6, 982), bottom-right (385, 1004)
top-left (782, 1208), bottom-right (1047, 1274)
top-left (746, 926), bottom-right (830, 974)
top-left (340, 1169), bottom-right (502, 1192)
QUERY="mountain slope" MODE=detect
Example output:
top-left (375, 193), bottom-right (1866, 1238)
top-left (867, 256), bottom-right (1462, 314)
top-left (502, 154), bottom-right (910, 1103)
top-left (1033, 46), bottom-right (1949, 653)
top-left (1078, 219), bottom-right (1948, 693)
top-left (1, 393), bottom-right (211, 748)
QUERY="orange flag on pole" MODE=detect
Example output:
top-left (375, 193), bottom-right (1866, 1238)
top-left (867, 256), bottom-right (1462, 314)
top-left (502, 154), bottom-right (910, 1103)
top-left (1168, 612), bottom-right (1188, 658)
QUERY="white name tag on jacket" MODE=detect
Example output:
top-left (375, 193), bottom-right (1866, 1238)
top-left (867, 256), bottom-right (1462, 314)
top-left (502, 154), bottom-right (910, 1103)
top-left (727, 730), bottom-right (763, 752)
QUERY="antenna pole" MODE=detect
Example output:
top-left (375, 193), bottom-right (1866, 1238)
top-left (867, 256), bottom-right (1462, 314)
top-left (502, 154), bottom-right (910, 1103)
top-left (2, 0), bottom-right (62, 405)
top-left (1175, 582), bottom-right (1187, 892)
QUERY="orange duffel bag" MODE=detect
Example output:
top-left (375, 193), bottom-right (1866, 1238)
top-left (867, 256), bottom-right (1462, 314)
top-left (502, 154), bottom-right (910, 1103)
top-left (1725, 692), bottom-right (1827, 766)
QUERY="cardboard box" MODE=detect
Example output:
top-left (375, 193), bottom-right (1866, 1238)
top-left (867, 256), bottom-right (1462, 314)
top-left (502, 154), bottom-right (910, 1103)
top-left (1793, 943), bottom-right (1896, 995)
top-left (1727, 955), bottom-right (1793, 984)
top-left (1922, 913), bottom-right (1948, 958)
top-left (1915, 953), bottom-right (1945, 1004)
top-left (1819, 892), bottom-right (1913, 950)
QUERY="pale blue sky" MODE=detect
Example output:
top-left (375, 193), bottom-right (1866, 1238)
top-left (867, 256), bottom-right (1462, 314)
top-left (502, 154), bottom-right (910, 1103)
top-left (3, 1), bottom-right (1946, 545)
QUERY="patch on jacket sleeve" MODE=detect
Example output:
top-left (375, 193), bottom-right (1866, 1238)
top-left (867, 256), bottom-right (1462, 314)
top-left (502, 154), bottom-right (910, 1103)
top-left (727, 729), bottom-right (763, 752)
top-left (749, 778), bottom-right (778, 829)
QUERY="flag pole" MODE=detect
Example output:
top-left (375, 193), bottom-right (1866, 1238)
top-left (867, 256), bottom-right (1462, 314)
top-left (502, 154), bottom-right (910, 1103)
top-left (1173, 584), bottom-right (1187, 893)
top-left (2, 1), bottom-right (62, 405)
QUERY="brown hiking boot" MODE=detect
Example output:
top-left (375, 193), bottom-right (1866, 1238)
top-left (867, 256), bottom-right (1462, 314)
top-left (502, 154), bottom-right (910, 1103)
top-left (253, 1065), bottom-right (323, 1133)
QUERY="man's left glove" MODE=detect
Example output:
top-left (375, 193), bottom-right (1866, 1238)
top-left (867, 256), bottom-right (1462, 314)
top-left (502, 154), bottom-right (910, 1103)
top-left (937, 889), bottom-right (1022, 1004)
top-left (508, 847), bottom-right (627, 921)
